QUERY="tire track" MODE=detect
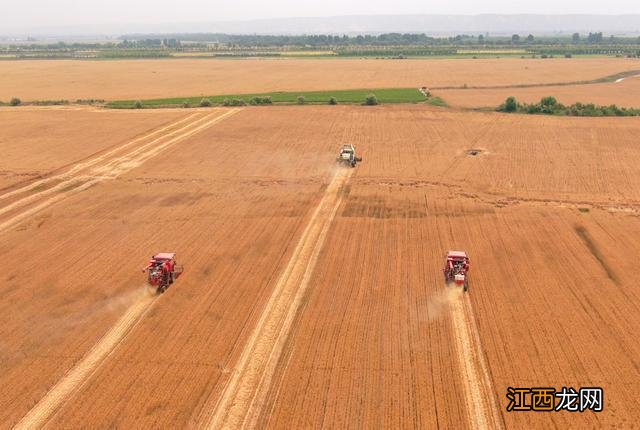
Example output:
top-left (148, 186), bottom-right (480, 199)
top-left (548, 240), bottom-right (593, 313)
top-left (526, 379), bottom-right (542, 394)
top-left (13, 289), bottom-right (157, 430)
top-left (0, 109), bottom-right (241, 234)
top-left (11, 109), bottom-right (244, 429)
top-left (0, 112), bottom-right (214, 208)
top-left (0, 113), bottom-right (201, 202)
top-left (202, 168), bottom-right (352, 429)
top-left (448, 286), bottom-right (503, 430)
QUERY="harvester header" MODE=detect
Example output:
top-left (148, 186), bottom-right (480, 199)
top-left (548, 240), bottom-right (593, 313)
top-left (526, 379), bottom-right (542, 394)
top-left (443, 250), bottom-right (470, 292)
top-left (337, 144), bottom-right (362, 167)
top-left (143, 252), bottom-right (184, 293)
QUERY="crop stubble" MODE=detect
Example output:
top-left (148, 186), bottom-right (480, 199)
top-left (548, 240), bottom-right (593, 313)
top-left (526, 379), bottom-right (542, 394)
top-left (2, 106), bottom-right (640, 428)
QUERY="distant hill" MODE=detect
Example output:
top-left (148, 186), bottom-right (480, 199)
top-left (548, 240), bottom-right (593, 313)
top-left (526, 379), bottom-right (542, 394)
top-left (186, 14), bottom-right (640, 36)
top-left (4, 14), bottom-right (640, 38)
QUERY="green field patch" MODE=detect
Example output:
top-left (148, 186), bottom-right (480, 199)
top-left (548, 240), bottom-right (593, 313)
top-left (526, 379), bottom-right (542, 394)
top-left (107, 88), bottom-right (426, 108)
top-left (426, 96), bottom-right (448, 107)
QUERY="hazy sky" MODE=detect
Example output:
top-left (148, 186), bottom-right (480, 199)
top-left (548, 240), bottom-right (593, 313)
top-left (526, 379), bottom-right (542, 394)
top-left (5, 0), bottom-right (640, 30)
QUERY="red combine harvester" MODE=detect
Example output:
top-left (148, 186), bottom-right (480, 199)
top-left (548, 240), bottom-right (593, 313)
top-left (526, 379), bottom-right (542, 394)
top-left (143, 252), bottom-right (184, 293)
top-left (443, 250), bottom-right (470, 292)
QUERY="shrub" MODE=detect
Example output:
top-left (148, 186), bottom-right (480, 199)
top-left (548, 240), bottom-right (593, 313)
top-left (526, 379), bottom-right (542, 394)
top-left (503, 96), bottom-right (518, 112)
top-left (328, 97), bottom-right (338, 105)
top-left (540, 96), bottom-right (561, 114)
top-left (133, 100), bottom-right (143, 109)
top-left (76, 99), bottom-right (105, 105)
top-left (540, 96), bottom-right (557, 108)
top-left (199, 98), bottom-right (212, 107)
top-left (250, 96), bottom-right (272, 105)
top-left (364, 94), bottom-right (379, 106)
top-left (223, 98), bottom-right (246, 106)
top-left (297, 95), bottom-right (306, 105)
top-left (182, 101), bottom-right (191, 108)
top-left (33, 100), bottom-right (69, 106)
top-left (565, 53), bottom-right (572, 58)
top-left (10, 97), bottom-right (21, 106)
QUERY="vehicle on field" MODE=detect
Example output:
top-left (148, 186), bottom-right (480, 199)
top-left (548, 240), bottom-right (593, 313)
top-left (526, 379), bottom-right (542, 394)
top-left (443, 250), bottom-right (470, 292)
top-left (143, 252), bottom-right (184, 293)
top-left (337, 144), bottom-right (362, 167)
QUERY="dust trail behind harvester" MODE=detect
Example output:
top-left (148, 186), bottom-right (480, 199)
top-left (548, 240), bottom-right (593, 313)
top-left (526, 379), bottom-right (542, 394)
top-left (13, 287), bottom-right (157, 430)
top-left (447, 284), bottom-right (503, 430)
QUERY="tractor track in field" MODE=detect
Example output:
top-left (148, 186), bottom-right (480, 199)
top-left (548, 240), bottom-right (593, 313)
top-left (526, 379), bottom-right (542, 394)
top-left (0, 112), bottom-right (201, 196)
top-left (201, 168), bottom-right (353, 429)
top-left (13, 288), bottom-right (157, 430)
top-left (11, 108), bottom-right (242, 430)
top-left (0, 108), bottom-right (241, 234)
top-left (448, 286), bottom-right (503, 430)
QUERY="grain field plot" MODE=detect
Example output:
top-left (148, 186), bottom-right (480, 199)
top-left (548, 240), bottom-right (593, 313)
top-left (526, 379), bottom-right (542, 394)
top-left (0, 109), bottom-right (240, 234)
top-left (3, 105), bottom-right (640, 428)
top-left (0, 57), bottom-right (637, 101)
top-left (438, 75), bottom-right (640, 109)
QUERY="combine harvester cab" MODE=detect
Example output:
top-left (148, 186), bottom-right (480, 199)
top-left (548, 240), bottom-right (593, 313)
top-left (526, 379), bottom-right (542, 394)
top-left (337, 144), bottom-right (363, 168)
top-left (443, 250), bottom-right (470, 292)
top-left (143, 252), bottom-right (184, 294)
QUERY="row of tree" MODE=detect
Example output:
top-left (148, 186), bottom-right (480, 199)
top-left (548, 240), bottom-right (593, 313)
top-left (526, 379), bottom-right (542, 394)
top-left (118, 32), bottom-right (640, 48)
top-left (3, 32), bottom-right (638, 53)
top-left (498, 96), bottom-right (640, 116)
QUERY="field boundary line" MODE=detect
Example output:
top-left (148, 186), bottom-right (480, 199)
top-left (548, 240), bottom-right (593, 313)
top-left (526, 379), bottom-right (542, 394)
top-left (13, 291), bottom-right (157, 430)
top-left (449, 287), bottom-right (503, 430)
top-left (202, 169), bottom-right (352, 429)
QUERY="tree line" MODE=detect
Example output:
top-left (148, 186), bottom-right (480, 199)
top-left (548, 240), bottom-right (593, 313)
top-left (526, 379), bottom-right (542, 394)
top-left (118, 32), bottom-right (640, 48)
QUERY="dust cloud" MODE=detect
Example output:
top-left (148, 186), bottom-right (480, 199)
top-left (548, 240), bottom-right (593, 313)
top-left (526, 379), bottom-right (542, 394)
top-left (424, 283), bottom-right (463, 322)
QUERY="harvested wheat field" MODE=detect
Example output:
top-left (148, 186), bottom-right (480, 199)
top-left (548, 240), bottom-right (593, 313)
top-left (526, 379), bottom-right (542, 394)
top-left (1, 105), bottom-right (639, 429)
top-left (438, 74), bottom-right (640, 108)
top-left (0, 57), bottom-right (638, 101)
